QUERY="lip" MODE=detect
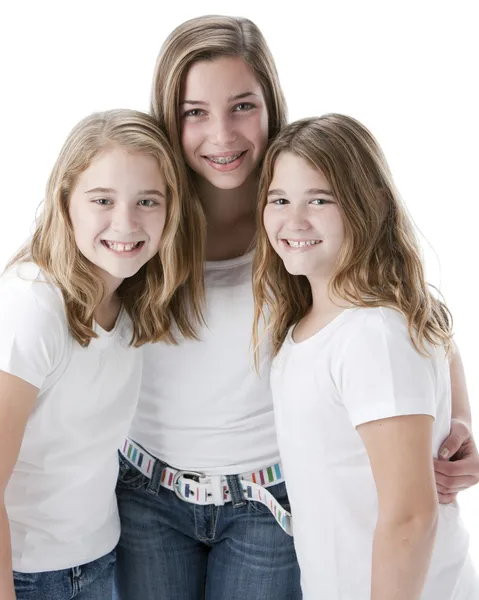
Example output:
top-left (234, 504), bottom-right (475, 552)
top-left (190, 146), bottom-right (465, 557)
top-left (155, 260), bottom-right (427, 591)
top-left (202, 150), bottom-right (247, 172)
top-left (202, 150), bottom-right (246, 158)
top-left (100, 240), bottom-right (146, 256)
top-left (280, 239), bottom-right (322, 252)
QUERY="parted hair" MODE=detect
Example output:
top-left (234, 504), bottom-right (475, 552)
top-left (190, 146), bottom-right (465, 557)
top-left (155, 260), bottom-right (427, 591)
top-left (151, 15), bottom-right (288, 157)
top-left (253, 114), bottom-right (453, 359)
top-left (8, 109), bottom-right (204, 347)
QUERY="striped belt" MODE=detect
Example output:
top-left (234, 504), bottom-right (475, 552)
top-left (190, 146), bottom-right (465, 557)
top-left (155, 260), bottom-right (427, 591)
top-left (120, 437), bottom-right (293, 536)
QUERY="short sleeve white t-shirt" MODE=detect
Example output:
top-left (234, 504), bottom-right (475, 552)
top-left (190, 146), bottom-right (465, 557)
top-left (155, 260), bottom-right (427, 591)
top-left (129, 249), bottom-right (280, 475)
top-left (271, 307), bottom-right (476, 600)
top-left (0, 263), bottom-right (142, 573)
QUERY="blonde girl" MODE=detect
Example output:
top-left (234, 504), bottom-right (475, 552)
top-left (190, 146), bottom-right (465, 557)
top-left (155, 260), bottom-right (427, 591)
top-left (0, 109), bottom-right (202, 600)
top-left (253, 114), bottom-right (479, 599)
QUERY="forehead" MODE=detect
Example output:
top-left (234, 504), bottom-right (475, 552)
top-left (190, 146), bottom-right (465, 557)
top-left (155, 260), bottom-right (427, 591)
top-left (74, 147), bottom-right (166, 190)
top-left (270, 152), bottom-right (330, 191)
top-left (181, 56), bottom-right (264, 100)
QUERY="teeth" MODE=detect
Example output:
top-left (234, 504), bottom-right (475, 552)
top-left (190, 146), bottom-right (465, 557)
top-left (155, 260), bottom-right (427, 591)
top-left (286, 240), bottom-right (321, 248)
top-left (104, 241), bottom-right (141, 252)
top-left (207, 152), bottom-right (243, 164)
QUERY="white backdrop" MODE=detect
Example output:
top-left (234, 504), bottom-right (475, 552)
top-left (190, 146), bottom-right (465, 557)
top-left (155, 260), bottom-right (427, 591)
top-left (1, 0), bottom-right (478, 567)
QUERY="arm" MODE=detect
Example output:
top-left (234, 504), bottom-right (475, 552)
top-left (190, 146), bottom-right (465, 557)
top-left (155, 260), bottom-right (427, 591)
top-left (357, 414), bottom-right (438, 600)
top-left (434, 344), bottom-right (479, 503)
top-left (449, 345), bottom-right (472, 424)
top-left (0, 371), bottom-right (38, 600)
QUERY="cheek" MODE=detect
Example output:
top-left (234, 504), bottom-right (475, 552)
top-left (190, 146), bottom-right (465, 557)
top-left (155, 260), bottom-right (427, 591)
top-left (148, 211), bottom-right (167, 243)
top-left (263, 209), bottom-right (279, 243)
top-left (249, 113), bottom-right (269, 150)
top-left (181, 123), bottom-right (198, 157)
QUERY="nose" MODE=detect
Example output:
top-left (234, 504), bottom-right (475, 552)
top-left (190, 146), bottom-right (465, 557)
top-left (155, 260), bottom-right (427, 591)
top-left (209, 115), bottom-right (237, 146)
top-left (287, 204), bottom-right (310, 230)
top-left (111, 204), bottom-right (140, 234)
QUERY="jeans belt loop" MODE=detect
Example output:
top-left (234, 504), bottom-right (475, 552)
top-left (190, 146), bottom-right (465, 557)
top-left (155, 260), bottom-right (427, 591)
top-left (226, 474), bottom-right (247, 508)
top-left (146, 457), bottom-right (164, 496)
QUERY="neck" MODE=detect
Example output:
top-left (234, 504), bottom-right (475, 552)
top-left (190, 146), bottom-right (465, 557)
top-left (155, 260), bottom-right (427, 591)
top-left (308, 274), bottom-right (350, 319)
top-left (94, 273), bottom-right (123, 331)
top-left (195, 171), bottom-right (259, 227)
top-left (194, 172), bottom-right (259, 261)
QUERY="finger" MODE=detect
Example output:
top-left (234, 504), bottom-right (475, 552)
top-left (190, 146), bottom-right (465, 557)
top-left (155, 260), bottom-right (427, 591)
top-left (433, 458), bottom-right (479, 478)
top-left (438, 434), bottom-right (464, 460)
top-left (436, 482), bottom-right (476, 495)
top-left (438, 492), bottom-right (457, 505)
top-left (434, 472), bottom-right (479, 489)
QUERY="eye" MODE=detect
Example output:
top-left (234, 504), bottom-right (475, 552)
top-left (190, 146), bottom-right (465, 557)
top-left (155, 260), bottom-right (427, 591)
top-left (182, 108), bottom-right (206, 118)
top-left (138, 199), bottom-right (158, 207)
top-left (268, 198), bottom-right (288, 205)
top-left (233, 102), bottom-right (255, 112)
top-left (93, 198), bottom-right (112, 206)
top-left (310, 198), bottom-right (331, 205)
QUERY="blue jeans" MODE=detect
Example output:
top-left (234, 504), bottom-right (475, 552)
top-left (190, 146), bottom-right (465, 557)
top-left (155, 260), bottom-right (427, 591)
top-left (114, 454), bottom-right (302, 599)
top-left (13, 549), bottom-right (116, 600)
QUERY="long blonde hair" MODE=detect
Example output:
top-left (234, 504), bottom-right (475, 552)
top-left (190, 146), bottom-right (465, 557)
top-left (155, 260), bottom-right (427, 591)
top-left (8, 109), bottom-right (204, 347)
top-left (253, 114), bottom-right (453, 358)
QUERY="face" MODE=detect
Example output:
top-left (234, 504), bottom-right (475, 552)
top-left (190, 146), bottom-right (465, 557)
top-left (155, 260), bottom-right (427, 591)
top-left (180, 56), bottom-right (269, 190)
top-left (69, 146), bottom-right (167, 291)
top-left (264, 152), bottom-right (345, 281)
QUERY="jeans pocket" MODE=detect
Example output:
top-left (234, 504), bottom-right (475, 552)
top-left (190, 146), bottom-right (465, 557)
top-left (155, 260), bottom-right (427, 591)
top-left (117, 453), bottom-right (149, 490)
top-left (248, 481), bottom-right (291, 515)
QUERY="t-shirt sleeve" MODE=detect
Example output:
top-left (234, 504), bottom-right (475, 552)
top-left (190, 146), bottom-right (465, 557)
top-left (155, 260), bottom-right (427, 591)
top-left (334, 310), bottom-right (437, 428)
top-left (0, 277), bottom-right (65, 389)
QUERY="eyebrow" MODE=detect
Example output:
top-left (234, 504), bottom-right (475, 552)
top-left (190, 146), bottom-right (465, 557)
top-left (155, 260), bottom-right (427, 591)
top-left (180, 91), bottom-right (259, 106)
top-left (85, 187), bottom-right (165, 197)
top-left (267, 187), bottom-right (334, 197)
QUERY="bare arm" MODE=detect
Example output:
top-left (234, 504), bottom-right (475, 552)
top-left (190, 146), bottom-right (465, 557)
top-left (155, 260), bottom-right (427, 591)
top-left (357, 414), bottom-right (438, 600)
top-left (449, 345), bottom-right (472, 425)
top-left (0, 370), bottom-right (38, 600)
top-left (434, 344), bottom-right (479, 503)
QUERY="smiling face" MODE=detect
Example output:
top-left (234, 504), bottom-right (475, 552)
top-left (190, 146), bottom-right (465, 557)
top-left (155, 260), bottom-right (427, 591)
top-left (68, 146), bottom-right (167, 291)
top-left (263, 152), bottom-right (345, 282)
top-left (180, 56), bottom-right (269, 190)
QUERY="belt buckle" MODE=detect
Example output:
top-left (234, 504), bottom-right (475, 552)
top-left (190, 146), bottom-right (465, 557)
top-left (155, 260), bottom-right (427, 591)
top-left (172, 470), bottom-right (204, 501)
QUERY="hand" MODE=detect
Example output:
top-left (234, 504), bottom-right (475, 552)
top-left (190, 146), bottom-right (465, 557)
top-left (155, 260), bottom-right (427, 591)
top-left (434, 418), bottom-right (479, 504)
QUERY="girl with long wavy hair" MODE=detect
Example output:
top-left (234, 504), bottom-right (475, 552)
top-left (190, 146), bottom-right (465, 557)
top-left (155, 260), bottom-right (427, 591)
top-left (0, 109), bottom-right (202, 600)
top-left (114, 14), bottom-right (478, 600)
top-left (253, 114), bottom-right (479, 599)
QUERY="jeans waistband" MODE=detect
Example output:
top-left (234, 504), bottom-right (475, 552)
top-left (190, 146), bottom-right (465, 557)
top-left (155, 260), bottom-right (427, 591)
top-left (119, 436), bottom-right (293, 536)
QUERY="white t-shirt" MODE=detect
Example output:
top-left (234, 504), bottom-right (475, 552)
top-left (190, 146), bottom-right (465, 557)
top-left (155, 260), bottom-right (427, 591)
top-left (0, 263), bottom-right (141, 573)
top-left (271, 306), bottom-right (477, 600)
top-left (129, 249), bottom-right (280, 475)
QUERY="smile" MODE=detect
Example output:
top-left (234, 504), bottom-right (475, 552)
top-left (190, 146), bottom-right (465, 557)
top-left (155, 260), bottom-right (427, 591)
top-left (101, 241), bottom-right (144, 252)
top-left (203, 151), bottom-right (246, 165)
top-left (284, 239), bottom-right (321, 248)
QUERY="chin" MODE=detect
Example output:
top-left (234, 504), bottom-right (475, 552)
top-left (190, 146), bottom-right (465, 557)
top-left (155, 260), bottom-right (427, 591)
top-left (205, 173), bottom-right (251, 191)
top-left (283, 263), bottom-right (308, 277)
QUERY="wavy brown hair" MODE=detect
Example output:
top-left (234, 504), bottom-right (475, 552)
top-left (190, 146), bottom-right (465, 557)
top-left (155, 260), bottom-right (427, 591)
top-left (8, 109), bottom-right (204, 347)
top-left (253, 114), bottom-right (452, 359)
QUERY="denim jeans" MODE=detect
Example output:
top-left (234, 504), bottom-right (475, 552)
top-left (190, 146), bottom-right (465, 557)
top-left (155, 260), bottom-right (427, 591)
top-left (114, 454), bottom-right (302, 600)
top-left (13, 549), bottom-right (116, 600)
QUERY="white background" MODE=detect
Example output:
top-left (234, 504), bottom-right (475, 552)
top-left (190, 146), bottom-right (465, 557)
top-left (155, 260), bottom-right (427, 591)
top-left (1, 0), bottom-right (478, 567)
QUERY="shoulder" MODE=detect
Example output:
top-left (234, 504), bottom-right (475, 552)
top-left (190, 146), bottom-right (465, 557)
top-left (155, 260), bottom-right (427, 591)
top-left (0, 263), bottom-right (66, 320)
top-left (336, 306), bottom-right (414, 354)
top-left (0, 263), bottom-right (68, 342)
top-left (333, 306), bottom-right (441, 389)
